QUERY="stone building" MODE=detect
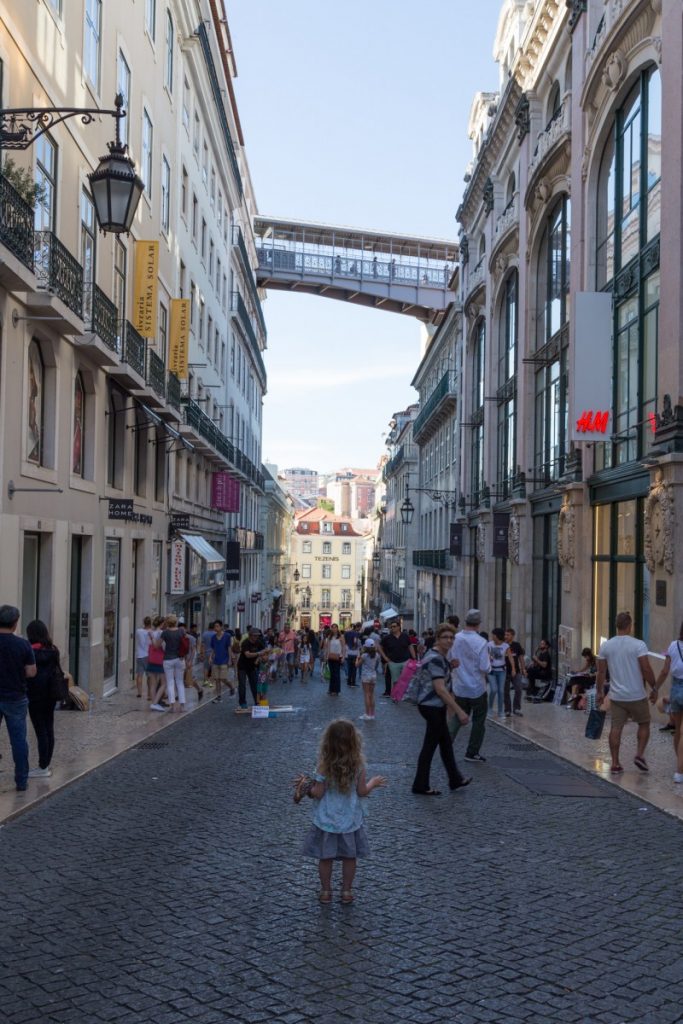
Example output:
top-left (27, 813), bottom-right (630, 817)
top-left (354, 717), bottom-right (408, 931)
top-left (448, 0), bottom-right (670, 665)
top-left (0, 0), bottom-right (267, 693)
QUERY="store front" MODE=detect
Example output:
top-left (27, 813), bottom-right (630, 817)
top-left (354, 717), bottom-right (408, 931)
top-left (169, 532), bottom-right (225, 628)
top-left (591, 489), bottom-right (649, 648)
top-left (531, 496), bottom-right (562, 661)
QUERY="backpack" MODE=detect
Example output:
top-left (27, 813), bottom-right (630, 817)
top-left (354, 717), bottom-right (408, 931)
top-left (179, 633), bottom-right (190, 658)
top-left (402, 652), bottom-right (447, 705)
top-left (49, 655), bottom-right (69, 703)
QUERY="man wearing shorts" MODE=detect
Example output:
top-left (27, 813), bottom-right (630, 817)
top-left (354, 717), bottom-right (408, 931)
top-left (201, 621), bottom-right (216, 685)
top-left (278, 622), bottom-right (297, 682)
top-left (210, 621), bottom-right (233, 702)
top-left (596, 611), bottom-right (657, 774)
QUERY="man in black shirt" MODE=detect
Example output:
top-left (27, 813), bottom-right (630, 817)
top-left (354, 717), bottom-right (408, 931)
top-left (504, 627), bottom-right (526, 717)
top-left (0, 605), bottom-right (37, 791)
top-left (526, 638), bottom-right (552, 699)
top-left (380, 621), bottom-right (417, 697)
top-left (237, 628), bottom-right (265, 708)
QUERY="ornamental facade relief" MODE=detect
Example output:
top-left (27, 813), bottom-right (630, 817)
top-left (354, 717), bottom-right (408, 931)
top-left (644, 470), bottom-right (675, 575)
top-left (508, 513), bottom-right (520, 566)
top-left (557, 495), bottom-right (576, 569)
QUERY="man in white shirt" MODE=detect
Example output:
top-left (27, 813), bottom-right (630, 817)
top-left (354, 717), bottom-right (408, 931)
top-left (596, 611), bottom-right (656, 774)
top-left (448, 609), bottom-right (491, 762)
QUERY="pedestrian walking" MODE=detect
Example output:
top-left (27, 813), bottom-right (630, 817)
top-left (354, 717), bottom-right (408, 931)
top-left (183, 622), bottom-right (204, 702)
top-left (134, 616), bottom-right (152, 699)
top-left (504, 628), bottom-right (525, 717)
top-left (156, 615), bottom-right (187, 712)
top-left (344, 623), bottom-right (361, 686)
top-left (380, 620), bottom-right (417, 697)
top-left (279, 622), bottom-right (298, 682)
top-left (411, 623), bottom-right (472, 796)
top-left (210, 620), bottom-right (234, 702)
top-left (294, 718), bottom-right (387, 904)
top-left (448, 609), bottom-right (490, 762)
top-left (147, 616), bottom-right (167, 711)
top-left (323, 623), bottom-right (345, 696)
top-left (237, 627), bottom-right (264, 709)
top-left (201, 621), bottom-right (216, 687)
top-left (26, 619), bottom-right (64, 778)
top-left (487, 628), bottom-right (508, 718)
top-left (652, 622), bottom-right (683, 783)
top-left (299, 637), bottom-right (312, 681)
top-left (596, 611), bottom-right (657, 774)
top-left (356, 639), bottom-right (381, 720)
top-left (0, 604), bottom-right (36, 792)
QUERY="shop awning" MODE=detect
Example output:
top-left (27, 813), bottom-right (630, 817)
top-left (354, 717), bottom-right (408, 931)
top-left (179, 533), bottom-right (225, 571)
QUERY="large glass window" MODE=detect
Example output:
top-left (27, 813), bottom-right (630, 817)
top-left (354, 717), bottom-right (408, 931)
top-left (84, 0), bottom-right (102, 89)
top-left (145, 0), bottom-right (156, 41)
top-left (595, 66), bottom-right (661, 469)
top-left (165, 11), bottom-right (174, 92)
top-left (470, 320), bottom-right (485, 502)
top-left (161, 155), bottom-right (170, 233)
top-left (142, 110), bottom-right (153, 198)
top-left (34, 134), bottom-right (57, 232)
top-left (536, 197), bottom-right (570, 348)
top-left (117, 51), bottom-right (131, 146)
top-left (81, 189), bottom-right (96, 323)
top-left (593, 499), bottom-right (647, 646)
top-left (496, 272), bottom-right (517, 496)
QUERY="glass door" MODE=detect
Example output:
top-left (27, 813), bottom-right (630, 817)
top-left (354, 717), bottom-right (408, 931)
top-left (103, 538), bottom-right (121, 692)
top-left (69, 536), bottom-right (83, 684)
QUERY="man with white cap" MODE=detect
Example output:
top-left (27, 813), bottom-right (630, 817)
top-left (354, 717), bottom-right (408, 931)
top-left (448, 609), bottom-right (490, 762)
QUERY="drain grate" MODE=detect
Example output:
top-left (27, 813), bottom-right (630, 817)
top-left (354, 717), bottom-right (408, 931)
top-left (507, 742), bottom-right (537, 752)
top-left (137, 741), bottom-right (170, 750)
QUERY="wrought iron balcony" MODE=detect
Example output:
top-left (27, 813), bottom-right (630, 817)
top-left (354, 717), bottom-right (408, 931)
top-left (230, 291), bottom-right (267, 387)
top-left (88, 284), bottom-right (119, 351)
top-left (34, 230), bottom-right (83, 318)
top-left (232, 225), bottom-right (267, 339)
top-left (122, 320), bottom-right (146, 379)
top-left (196, 24), bottom-right (243, 197)
top-left (529, 96), bottom-right (571, 181)
top-left (167, 372), bottom-right (181, 410)
top-left (0, 172), bottom-right (34, 271)
top-left (465, 255), bottom-right (485, 299)
top-left (147, 348), bottom-right (166, 399)
top-left (412, 549), bottom-right (450, 570)
top-left (413, 371), bottom-right (458, 443)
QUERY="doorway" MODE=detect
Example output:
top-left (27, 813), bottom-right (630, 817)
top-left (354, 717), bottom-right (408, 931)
top-left (103, 538), bottom-right (121, 692)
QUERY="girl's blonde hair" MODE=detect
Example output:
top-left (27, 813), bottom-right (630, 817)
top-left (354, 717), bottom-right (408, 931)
top-left (318, 719), bottom-right (365, 794)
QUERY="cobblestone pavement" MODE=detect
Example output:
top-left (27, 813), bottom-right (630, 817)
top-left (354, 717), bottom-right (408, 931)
top-left (2, 670), bottom-right (682, 1024)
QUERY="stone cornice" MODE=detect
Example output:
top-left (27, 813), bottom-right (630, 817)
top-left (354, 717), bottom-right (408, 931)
top-left (516, 0), bottom-right (565, 89)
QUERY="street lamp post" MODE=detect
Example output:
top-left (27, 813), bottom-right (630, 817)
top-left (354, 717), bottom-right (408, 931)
top-left (0, 94), bottom-right (144, 234)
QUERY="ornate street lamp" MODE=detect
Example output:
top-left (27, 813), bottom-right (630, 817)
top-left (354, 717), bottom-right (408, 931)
top-left (0, 94), bottom-right (143, 234)
top-left (372, 550), bottom-right (381, 569)
top-left (293, 568), bottom-right (300, 583)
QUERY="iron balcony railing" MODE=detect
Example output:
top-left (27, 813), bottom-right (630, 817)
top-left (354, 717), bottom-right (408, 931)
top-left (34, 230), bottom-right (83, 318)
top-left (88, 284), bottom-right (119, 351)
top-left (197, 23), bottom-right (243, 197)
top-left (0, 172), bottom-right (34, 271)
top-left (147, 349), bottom-right (166, 399)
top-left (230, 291), bottom-right (267, 386)
top-left (413, 371), bottom-right (457, 440)
top-left (412, 549), bottom-right (450, 570)
top-left (123, 320), bottom-right (146, 378)
top-left (183, 398), bottom-right (264, 489)
top-left (232, 225), bottom-right (267, 339)
top-left (167, 372), bottom-right (182, 410)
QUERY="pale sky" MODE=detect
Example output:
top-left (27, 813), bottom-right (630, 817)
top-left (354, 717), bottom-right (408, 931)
top-left (229, 0), bottom-right (505, 474)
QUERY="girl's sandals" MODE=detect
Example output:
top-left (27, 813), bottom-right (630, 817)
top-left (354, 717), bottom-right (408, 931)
top-left (319, 890), bottom-right (332, 904)
top-left (341, 890), bottom-right (354, 905)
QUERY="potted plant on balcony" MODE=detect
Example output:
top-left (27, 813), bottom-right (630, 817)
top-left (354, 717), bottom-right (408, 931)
top-left (2, 157), bottom-right (46, 207)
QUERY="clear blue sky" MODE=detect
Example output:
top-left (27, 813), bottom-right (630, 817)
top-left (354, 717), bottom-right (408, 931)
top-left (229, 0), bottom-right (505, 474)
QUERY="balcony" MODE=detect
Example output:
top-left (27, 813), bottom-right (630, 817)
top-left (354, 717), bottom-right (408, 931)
top-left (412, 549), bottom-right (451, 571)
top-left (528, 96), bottom-right (571, 187)
top-left (109, 320), bottom-right (147, 389)
top-left (465, 255), bottom-right (485, 302)
top-left (230, 291), bottom-right (267, 389)
top-left (0, 172), bottom-right (35, 284)
top-left (166, 372), bottom-right (182, 411)
top-left (181, 399), bottom-right (264, 490)
top-left (493, 194), bottom-right (518, 246)
top-left (197, 24), bottom-right (243, 197)
top-left (232, 225), bottom-right (267, 339)
top-left (32, 230), bottom-right (84, 328)
top-left (413, 371), bottom-right (458, 444)
top-left (146, 348), bottom-right (166, 403)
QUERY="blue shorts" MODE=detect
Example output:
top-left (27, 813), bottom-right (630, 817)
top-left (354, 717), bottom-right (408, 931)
top-left (670, 679), bottom-right (683, 714)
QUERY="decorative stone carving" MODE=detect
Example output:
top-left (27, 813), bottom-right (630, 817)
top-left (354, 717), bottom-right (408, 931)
top-left (495, 253), bottom-right (509, 277)
top-left (483, 178), bottom-right (494, 215)
top-left (602, 51), bottom-right (626, 92)
top-left (459, 233), bottom-right (469, 265)
top-left (465, 302), bottom-right (482, 330)
top-left (535, 178), bottom-right (550, 204)
top-left (476, 523), bottom-right (486, 562)
top-left (652, 36), bottom-right (662, 65)
top-left (644, 470), bottom-right (675, 575)
top-left (557, 495), bottom-right (576, 569)
top-left (581, 144), bottom-right (591, 182)
top-left (514, 93), bottom-right (530, 143)
top-left (508, 513), bottom-right (520, 566)
top-left (566, 0), bottom-right (587, 32)
top-left (656, 393), bottom-right (674, 429)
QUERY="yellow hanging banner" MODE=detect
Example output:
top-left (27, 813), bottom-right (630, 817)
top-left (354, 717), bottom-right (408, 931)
top-left (132, 240), bottom-right (159, 338)
top-left (169, 299), bottom-right (190, 378)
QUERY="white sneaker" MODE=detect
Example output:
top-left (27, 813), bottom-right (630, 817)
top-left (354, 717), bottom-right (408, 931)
top-left (674, 772), bottom-right (683, 784)
top-left (150, 703), bottom-right (168, 712)
top-left (28, 766), bottom-right (52, 778)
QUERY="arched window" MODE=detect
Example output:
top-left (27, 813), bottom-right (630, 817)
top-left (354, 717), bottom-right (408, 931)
top-left (536, 196), bottom-right (571, 348)
top-left (72, 372), bottom-right (85, 476)
top-left (546, 80), bottom-right (561, 128)
top-left (26, 340), bottom-right (44, 465)
top-left (497, 273), bottom-right (518, 495)
top-left (470, 320), bottom-right (485, 502)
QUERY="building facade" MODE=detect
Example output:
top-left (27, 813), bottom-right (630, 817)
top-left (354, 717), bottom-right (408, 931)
top-left (290, 508), bottom-right (370, 631)
top-left (377, 405), bottom-right (419, 624)
top-left (0, 0), bottom-right (267, 694)
top-left (281, 466), bottom-right (319, 502)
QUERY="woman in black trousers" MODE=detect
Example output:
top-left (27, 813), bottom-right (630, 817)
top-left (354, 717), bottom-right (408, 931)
top-left (412, 623), bottom-right (472, 796)
top-left (26, 620), bottom-right (63, 778)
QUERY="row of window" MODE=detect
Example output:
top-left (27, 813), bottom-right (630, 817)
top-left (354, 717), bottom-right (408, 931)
top-left (301, 541), bottom-right (353, 555)
top-left (85, 1), bottom-right (174, 101)
top-left (300, 564), bottom-right (355, 580)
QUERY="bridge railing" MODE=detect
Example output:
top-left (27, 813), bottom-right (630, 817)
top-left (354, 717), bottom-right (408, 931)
top-left (255, 244), bottom-right (451, 288)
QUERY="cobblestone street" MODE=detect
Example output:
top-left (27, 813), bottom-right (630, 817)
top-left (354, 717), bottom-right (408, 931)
top-left (2, 671), bottom-right (682, 1024)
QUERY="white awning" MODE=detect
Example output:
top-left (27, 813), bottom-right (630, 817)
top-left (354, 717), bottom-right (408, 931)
top-left (180, 533), bottom-right (225, 571)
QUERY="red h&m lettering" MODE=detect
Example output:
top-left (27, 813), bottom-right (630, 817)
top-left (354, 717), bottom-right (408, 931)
top-left (576, 410), bottom-right (609, 434)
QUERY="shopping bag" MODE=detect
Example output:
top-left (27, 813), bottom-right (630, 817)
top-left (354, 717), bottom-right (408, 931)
top-left (391, 659), bottom-right (419, 702)
top-left (323, 663), bottom-right (331, 682)
top-left (585, 708), bottom-right (606, 740)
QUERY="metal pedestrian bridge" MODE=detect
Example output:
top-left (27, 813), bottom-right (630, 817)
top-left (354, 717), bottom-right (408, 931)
top-left (253, 216), bottom-right (458, 321)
